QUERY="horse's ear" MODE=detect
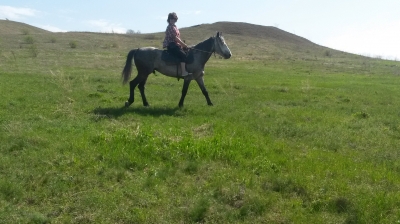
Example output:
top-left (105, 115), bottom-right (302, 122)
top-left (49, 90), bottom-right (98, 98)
top-left (216, 31), bottom-right (220, 37)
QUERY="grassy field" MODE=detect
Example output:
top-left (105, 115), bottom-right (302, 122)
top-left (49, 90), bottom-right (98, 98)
top-left (1, 20), bottom-right (400, 223)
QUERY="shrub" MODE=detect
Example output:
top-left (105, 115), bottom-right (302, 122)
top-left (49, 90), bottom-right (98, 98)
top-left (29, 44), bottom-right (39, 57)
top-left (324, 50), bottom-right (332, 57)
top-left (25, 36), bottom-right (34, 44)
top-left (69, 41), bottom-right (77, 49)
top-left (50, 37), bottom-right (57, 43)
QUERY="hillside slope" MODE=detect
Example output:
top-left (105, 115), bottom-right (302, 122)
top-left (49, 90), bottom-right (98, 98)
top-left (0, 19), bottom-right (380, 64)
top-left (186, 22), bottom-right (313, 45)
top-left (0, 19), bottom-right (50, 35)
top-left (177, 21), bottom-right (326, 61)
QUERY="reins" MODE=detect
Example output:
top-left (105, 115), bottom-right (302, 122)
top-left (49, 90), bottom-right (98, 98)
top-left (189, 47), bottom-right (214, 54)
top-left (187, 37), bottom-right (217, 57)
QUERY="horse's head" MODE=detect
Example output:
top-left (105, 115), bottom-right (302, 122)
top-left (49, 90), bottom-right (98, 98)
top-left (214, 32), bottom-right (232, 59)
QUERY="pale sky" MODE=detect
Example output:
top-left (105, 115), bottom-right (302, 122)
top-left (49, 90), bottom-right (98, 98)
top-left (1, 0), bottom-right (399, 60)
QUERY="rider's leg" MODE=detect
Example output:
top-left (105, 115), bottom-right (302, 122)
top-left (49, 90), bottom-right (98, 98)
top-left (181, 62), bottom-right (189, 76)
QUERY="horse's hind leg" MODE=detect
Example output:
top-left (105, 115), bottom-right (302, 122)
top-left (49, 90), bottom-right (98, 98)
top-left (138, 76), bottom-right (149, 107)
top-left (125, 75), bottom-right (142, 107)
top-left (195, 76), bottom-right (213, 106)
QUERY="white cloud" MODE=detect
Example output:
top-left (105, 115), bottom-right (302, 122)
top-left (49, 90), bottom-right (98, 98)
top-left (39, 25), bottom-right (67, 33)
top-left (0, 5), bottom-right (38, 20)
top-left (323, 20), bottom-right (400, 60)
top-left (87, 19), bottom-right (126, 33)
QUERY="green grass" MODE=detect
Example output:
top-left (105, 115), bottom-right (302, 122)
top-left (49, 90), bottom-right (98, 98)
top-left (1, 21), bottom-right (400, 223)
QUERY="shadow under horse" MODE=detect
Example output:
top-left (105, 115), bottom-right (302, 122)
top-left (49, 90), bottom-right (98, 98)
top-left (121, 32), bottom-right (232, 108)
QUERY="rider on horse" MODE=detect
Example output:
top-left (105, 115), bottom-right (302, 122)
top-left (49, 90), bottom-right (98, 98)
top-left (162, 12), bottom-right (191, 77)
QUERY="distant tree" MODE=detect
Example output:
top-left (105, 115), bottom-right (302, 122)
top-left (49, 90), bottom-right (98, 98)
top-left (126, 29), bottom-right (141, 34)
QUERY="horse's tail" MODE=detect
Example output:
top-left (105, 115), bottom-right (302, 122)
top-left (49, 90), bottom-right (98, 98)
top-left (122, 49), bottom-right (137, 85)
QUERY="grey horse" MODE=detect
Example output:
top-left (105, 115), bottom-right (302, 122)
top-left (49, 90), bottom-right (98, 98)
top-left (121, 32), bottom-right (232, 108)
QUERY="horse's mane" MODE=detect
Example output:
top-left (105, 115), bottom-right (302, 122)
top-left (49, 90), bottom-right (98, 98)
top-left (192, 37), bottom-right (215, 51)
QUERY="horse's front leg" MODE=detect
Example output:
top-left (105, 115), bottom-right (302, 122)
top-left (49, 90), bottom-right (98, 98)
top-left (195, 75), bottom-right (213, 106)
top-left (178, 79), bottom-right (192, 107)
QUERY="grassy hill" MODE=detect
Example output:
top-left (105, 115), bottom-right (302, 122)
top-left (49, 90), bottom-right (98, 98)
top-left (0, 19), bottom-right (360, 60)
top-left (1, 19), bottom-right (392, 75)
top-left (0, 20), bottom-right (50, 35)
top-left (1, 20), bottom-right (400, 223)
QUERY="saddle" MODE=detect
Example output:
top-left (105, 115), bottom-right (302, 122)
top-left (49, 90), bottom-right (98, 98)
top-left (161, 50), bottom-right (195, 65)
top-left (161, 50), bottom-right (195, 78)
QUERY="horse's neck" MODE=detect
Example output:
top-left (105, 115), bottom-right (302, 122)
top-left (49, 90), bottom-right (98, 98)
top-left (193, 37), bottom-right (214, 64)
top-left (195, 37), bottom-right (214, 52)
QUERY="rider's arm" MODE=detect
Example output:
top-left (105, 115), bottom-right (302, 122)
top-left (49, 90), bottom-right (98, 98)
top-left (174, 36), bottom-right (188, 49)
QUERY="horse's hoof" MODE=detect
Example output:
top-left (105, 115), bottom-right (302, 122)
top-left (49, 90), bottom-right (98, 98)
top-left (208, 103), bottom-right (214, 106)
top-left (125, 101), bottom-right (131, 107)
